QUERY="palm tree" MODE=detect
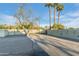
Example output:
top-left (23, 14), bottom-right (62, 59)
top-left (45, 3), bottom-right (53, 30)
top-left (52, 3), bottom-right (58, 24)
top-left (56, 4), bottom-right (64, 24)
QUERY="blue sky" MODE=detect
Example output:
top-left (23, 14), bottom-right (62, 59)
top-left (0, 3), bottom-right (79, 28)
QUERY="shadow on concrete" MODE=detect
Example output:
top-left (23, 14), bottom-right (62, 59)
top-left (40, 33), bottom-right (79, 42)
top-left (34, 35), bottom-right (79, 56)
top-left (32, 41), bottom-right (49, 56)
top-left (0, 35), bottom-right (49, 56)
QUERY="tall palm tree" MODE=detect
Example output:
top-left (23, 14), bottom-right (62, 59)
top-left (45, 3), bottom-right (53, 30)
top-left (56, 4), bottom-right (64, 24)
top-left (52, 3), bottom-right (58, 24)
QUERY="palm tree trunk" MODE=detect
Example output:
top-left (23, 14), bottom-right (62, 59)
top-left (49, 6), bottom-right (52, 30)
top-left (58, 11), bottom-right (60, 24)
top-left (54, 7), bottom-right (56, 24)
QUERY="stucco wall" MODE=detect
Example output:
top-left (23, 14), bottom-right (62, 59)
top-left (0, 29), bottom-right (26, 37)
top-left (0, 29), bottom-right (8, 37)
top-left (47, 29), bottom-right (79, 40)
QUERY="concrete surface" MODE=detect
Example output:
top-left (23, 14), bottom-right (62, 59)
top-left (0, 35), bottom-right (33, 56)
top-left (29, 34), bottom-right (79, 56)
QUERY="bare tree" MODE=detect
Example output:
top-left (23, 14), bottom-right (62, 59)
top-left (14, 4), bottom-right (28, 35)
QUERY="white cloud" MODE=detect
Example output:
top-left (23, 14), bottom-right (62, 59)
top-left (65, 11), bottom-right (79, 17)
top-left (0, 14), bottom-right (16, 25)
top-left (60, 10), bottom-right (79, 28)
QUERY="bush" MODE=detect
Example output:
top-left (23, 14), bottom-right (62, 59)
top-left (52, 24), bottom-right (64, 30)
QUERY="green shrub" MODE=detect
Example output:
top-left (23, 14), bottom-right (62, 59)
top-left (52, 24), bottom-right (64, 30)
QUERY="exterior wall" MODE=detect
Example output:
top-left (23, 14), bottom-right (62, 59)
top-left (47, 29), bottom-right (79, 40)
top-left (0, 29), bottom-right (26, 37)
top-left (0, 29), bottom-right (8, 37)
top-left (0, 29), bottom-right (42, 37)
